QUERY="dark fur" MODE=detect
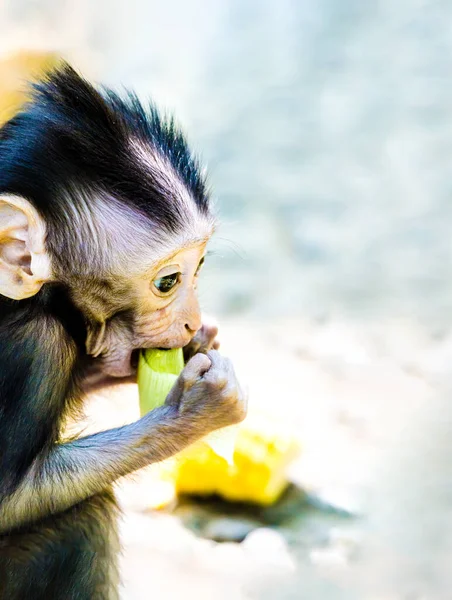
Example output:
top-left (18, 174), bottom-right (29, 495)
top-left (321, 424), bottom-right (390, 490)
top-left (0, 490), bottom-right (119, 600)
top-left (0, 65), bottom-right (211, 599)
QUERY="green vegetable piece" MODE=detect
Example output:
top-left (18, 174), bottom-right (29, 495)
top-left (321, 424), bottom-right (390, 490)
top-left (138, 348), bottom-right (184, 416)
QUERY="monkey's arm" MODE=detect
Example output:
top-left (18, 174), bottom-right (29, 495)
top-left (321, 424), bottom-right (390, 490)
top-left (0, 404), bottom-right (196, 533)
top-left (0, 317), bottom-right (197, 534)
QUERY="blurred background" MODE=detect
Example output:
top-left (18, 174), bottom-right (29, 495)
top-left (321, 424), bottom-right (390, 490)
top-left (2, 0), bottom-right (452, 598)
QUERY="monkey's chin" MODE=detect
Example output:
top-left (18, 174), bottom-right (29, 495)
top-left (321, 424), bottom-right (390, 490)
top-left (97, 350), bottom-right (137, 378)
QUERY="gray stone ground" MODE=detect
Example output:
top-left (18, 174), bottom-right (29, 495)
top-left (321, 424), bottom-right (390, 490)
top-left (2, 0), bottom-right (452, 597)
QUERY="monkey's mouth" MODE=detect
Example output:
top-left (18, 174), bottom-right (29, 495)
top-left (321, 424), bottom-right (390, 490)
top-left (130, 346), bottom-right (184, 373)
top-left (131, 346), bottom-right (179, 366)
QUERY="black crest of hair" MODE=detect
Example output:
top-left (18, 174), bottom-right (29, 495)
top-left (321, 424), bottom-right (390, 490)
top-left (0, 62), bottom-right (210, 237)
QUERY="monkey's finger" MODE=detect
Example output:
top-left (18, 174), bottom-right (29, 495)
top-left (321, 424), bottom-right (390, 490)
top-left (203, 350), bottom-right (231, 385)
top-left (201, 322), bottom-right (219, 344)
top-left (166, 353), bottom-right (212, 406)
top-left (182, 353), bottom-right (212, 386)
top-left (191, 323), bottom-right (219, 354)
top-left (201, 328), bottom-right (220, 352)
top-left (204, 349), bottom-right (222, 369)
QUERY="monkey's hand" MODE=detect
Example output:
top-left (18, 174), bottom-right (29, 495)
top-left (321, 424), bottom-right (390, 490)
top-left (165, 350), bottom-right (247, 436)
top-left (183, 319), bottom-right (220, 362)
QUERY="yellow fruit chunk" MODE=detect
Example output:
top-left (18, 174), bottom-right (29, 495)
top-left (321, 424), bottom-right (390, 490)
top-left (173, 412), bottom-right (301, 506)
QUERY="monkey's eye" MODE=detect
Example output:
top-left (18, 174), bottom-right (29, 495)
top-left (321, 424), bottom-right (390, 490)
top-left (153, 273), bottom-right (180, 294)
top-left (195, 256), bottom-right (205, 276)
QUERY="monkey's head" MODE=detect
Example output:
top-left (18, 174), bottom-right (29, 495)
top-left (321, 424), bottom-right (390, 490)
top-left (0, 65), bottom-right (215, 376)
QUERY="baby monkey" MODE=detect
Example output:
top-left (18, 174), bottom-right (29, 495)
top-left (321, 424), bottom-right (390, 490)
top-left (0, 64), bottom-right (246, 599)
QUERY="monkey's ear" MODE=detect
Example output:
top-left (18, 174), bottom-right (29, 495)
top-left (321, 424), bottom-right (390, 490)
top-left (0, 195), bottom-right (52, 299)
